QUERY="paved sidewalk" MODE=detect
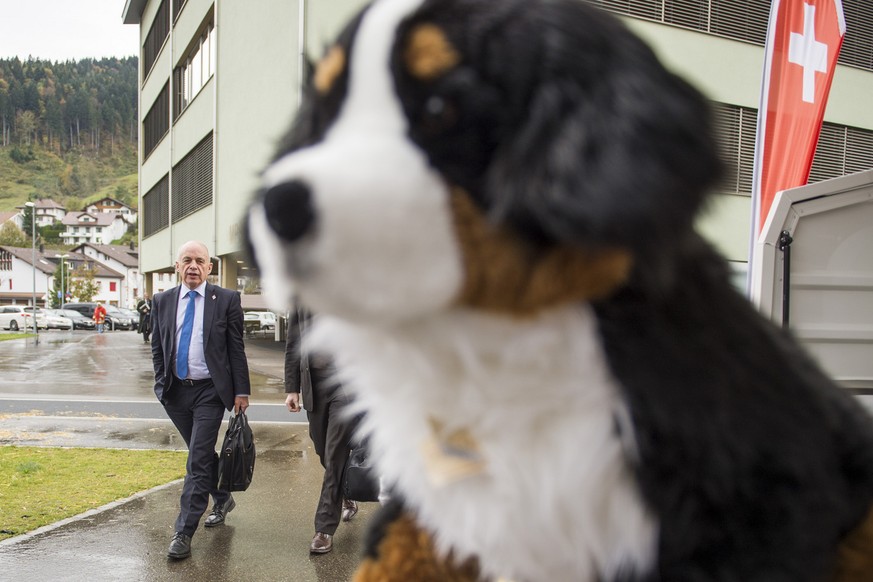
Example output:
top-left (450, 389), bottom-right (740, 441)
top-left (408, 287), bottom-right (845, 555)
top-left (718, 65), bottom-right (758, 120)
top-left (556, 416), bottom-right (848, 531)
top-left (0, 335), bottom-right (375, 582)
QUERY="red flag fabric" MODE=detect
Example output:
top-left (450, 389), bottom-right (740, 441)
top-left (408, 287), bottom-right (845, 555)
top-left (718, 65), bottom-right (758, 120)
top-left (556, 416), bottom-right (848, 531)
top-left (751, 0), bottom-right (846, 235)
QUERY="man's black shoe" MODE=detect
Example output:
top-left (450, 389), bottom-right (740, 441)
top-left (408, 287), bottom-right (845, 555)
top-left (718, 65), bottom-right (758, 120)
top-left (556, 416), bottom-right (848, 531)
top-left (167, 532), bottom-right (191, 559)
top-left (204, 495), bottom-right (235, 527)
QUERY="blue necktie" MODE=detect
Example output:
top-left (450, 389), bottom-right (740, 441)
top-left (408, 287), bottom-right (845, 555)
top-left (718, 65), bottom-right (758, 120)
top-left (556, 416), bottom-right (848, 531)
top-left (176, 290), bottom-right (197, 379)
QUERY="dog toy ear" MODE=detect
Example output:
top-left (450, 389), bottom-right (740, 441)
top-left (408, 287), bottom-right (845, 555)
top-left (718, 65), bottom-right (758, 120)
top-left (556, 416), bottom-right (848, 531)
top-left (486, 3), bottom-right (722, 254)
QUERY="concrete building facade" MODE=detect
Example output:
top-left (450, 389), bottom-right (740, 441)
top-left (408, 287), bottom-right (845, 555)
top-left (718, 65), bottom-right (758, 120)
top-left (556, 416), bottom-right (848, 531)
top-left (122, 0), bottom-right (873, 295)
top-left (123, 0), bottom-right (366, 305)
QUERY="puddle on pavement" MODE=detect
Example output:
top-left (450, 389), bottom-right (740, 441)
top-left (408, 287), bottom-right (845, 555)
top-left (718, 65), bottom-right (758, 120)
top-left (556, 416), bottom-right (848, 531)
top-left (249, 372), bottom-right (285, 401)
top-left (258, 449), bottom-right (302, 461)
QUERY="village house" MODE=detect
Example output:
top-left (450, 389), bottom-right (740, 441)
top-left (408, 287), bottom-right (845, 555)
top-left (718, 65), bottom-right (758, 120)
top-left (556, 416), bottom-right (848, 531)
top-left (16, 199), bottom-right (67, 227)
top-left (60, 211), bottom-right (129, 246)
top-left (84, 197), bottom-right (138, 225)
top-left (71, 242), bottom-right (145, 308)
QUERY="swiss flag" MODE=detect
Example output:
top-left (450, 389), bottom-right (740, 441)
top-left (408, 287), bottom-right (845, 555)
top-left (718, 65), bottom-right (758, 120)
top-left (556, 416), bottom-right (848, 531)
top-left (751, 0), bottom-right (846, 235)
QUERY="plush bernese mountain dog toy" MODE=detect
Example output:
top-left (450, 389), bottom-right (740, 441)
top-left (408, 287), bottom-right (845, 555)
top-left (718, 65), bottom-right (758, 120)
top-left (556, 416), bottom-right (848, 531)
top-left (246, 0), bottom-right (873, 580)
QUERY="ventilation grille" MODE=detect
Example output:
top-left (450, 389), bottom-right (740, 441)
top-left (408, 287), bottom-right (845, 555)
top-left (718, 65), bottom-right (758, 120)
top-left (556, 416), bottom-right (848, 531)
top-left (143, 83), bottom-right (169, 161)
top-left (588, 0), bottom-right (873, 71)
top-left (809, 123), bottom-right (873, 182)
top-left (712, 103), bottom-right (756, 195)
top-left (171, 133), bottom-right (213, 221)
top-left (712, 102), bottom-right (873, 195)
top-left (143, 175), bottom-right (170, 238)
top-left (142, 0), bottom-right (169, 81)
top-left (841, 1), bottom-right (873, 71)
top-left (172, 0), bottom-right (185, 23)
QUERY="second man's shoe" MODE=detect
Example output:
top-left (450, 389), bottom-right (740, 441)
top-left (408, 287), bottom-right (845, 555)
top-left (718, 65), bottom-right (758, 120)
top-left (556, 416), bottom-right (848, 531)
top-left (310, 532), bottom-right (333, 554)
top-left (204, 495), bottom-right (236, 527)
top-left (341, 499), bottom-right (358, 522)
top-left (167, 532), bottom-right (192, 559)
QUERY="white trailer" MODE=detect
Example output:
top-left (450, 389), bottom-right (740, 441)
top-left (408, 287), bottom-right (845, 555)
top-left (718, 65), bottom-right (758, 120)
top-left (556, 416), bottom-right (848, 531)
top-left (750, 169), bottom-right (873, 393)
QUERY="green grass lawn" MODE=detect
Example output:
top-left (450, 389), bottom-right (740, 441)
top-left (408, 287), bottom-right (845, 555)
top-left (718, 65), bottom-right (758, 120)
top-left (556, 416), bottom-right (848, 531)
top-left (0, 446), bottom-right (187, 540)
top-left (0, 334), bottom-right (32, 342)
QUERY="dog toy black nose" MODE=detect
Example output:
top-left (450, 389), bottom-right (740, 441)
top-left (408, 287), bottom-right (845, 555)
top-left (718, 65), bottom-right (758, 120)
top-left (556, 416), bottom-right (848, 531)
top-left (262, 179), bottom-right (315, 243)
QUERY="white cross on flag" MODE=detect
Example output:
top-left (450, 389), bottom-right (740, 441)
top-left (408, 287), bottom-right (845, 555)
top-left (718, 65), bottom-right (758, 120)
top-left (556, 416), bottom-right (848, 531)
top-left (751, 0), bottom-right (846, 235)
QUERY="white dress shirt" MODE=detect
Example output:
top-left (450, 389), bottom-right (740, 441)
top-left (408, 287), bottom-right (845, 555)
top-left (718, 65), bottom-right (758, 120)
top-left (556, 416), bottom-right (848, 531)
top-left (175, 282), bottom-right (210, 380)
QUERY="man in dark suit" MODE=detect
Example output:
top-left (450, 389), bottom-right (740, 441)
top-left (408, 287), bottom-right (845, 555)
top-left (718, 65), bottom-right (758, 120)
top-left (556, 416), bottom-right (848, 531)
top-left (284, 304), bottom-right (360, 554)
top-left (151, 240), bottom-right (251, 560)
top-left (136, 293), bottom-right (151, 343)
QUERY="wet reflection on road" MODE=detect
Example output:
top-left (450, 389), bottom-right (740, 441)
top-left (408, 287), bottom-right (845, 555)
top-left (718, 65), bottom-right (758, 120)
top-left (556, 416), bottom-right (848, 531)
top-left (0, 331), bottom-right (286, 402)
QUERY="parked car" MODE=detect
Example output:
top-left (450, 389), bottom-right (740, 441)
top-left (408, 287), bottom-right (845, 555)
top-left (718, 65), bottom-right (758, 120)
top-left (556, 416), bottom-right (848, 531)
top-left (105, 306), bottom-right (135, 330)
top-left (120, 308), bottom-right (141, 329)
top-left (62, 302), bottom-right (135, 331)
top-left (0, 306), bottom-right (47, 331)
top-left (244, 311), bottom-right (277, 331)
top-left (43, 309), bottom-right (74, 330)
top-left (57, 309), bottom-right (96, 330)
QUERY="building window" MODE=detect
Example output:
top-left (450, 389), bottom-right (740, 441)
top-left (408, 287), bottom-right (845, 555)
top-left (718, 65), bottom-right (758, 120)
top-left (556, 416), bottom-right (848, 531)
top-left (172, 133), bottom-right (213, 221)
top-left (592, 0), bottom-right (873, 72)
top-left (143, 83), bottom-right (170, 160)
top-left (110, 282), bottom-right (117, 292)
top-left (143, 174), bottom-right (170, 237)
top-left (712, 102), bottom-right (873, 196)
top-left (173, 20), bottom-right (215, 120)
top-left (143, 0), bottom-right (170, 81)
top-left (0, 250), bottom-right (11, 271)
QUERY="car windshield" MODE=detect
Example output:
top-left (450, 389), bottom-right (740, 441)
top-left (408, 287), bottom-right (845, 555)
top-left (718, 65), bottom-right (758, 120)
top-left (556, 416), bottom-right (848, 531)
top-left (60, 310), bottom-right (85, 318)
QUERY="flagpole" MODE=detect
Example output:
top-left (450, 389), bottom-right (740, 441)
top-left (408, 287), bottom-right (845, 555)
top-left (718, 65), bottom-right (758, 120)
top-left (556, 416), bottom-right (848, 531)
top-left (747, 0), bottom-right (781, 300)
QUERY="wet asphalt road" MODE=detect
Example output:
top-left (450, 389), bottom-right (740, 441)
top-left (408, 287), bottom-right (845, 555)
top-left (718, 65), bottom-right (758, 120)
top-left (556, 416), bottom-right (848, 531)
top-left (0, 330), bottom-right (374, 581)
top-left (0, 329), bottom-right (305, 423)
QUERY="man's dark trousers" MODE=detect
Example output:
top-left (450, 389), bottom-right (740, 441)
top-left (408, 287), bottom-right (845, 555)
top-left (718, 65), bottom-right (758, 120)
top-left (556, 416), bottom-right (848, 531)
top-left (308, 382), bottom-right (356, 535)
top-left (163, 377), bottom-right (231, 536)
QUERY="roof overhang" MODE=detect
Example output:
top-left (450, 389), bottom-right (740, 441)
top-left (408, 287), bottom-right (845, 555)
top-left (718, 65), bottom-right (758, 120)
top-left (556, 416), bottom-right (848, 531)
top-left (122, 0), bottom-right (147, 24)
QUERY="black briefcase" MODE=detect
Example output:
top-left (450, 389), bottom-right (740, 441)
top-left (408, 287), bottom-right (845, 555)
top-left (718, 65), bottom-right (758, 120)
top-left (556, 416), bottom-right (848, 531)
top-left (217, 411), bottom-right (256, 492)
top-left (342, 440), bottom-right (380, 502)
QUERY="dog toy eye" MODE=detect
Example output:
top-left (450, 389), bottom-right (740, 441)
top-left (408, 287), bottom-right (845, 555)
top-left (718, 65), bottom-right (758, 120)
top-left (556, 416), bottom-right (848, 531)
top-left (421, 95), bottom-right (457, 134)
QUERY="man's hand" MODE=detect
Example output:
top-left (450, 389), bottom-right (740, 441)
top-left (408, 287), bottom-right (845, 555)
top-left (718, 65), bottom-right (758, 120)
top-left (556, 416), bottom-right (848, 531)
top-left (234, 396), bottom-right (249, 414)
top-left (285, 392), bottom-right (301, 413)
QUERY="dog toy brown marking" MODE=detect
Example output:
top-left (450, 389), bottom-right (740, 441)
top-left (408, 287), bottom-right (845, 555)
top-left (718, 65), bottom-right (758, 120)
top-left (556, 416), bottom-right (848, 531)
top-left (353, 513), bottom-right (481, 582)
top-left (421, 417), bottom-right (486, 487)
top-left (314, 45), bottom-right (346, 94)
top-left (832, 504), bottom-right (873, 581)
top-left (404, 23), bottom-right (461, 81)
top-left (450, 189), bottom-right (633, 315)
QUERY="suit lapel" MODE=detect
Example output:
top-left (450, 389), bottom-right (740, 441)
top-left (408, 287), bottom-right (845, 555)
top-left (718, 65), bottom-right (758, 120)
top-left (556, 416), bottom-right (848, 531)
top-left (165, 286), bottom-right (181, 367)
top-left (203, 283), bottom-right (216, 350)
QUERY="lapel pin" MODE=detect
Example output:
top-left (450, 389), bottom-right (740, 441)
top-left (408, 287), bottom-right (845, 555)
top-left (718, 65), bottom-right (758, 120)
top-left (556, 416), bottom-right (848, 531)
top-left (212, 294), bottom-right (216, 301)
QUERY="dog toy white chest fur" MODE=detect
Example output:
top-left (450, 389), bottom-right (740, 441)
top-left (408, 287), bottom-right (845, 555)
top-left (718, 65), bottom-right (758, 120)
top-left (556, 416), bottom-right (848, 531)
top-left (310, 306), bottom-right (656, 581)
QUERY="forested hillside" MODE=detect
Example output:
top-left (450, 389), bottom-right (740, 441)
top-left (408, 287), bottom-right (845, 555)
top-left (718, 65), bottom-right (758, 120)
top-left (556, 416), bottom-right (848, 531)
top-left (0, 56), bottom-right (138, 212)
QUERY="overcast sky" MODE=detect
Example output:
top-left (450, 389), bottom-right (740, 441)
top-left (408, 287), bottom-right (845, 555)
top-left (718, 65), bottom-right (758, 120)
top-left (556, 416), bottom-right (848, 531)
top-left (0, 0), bottom-right (139, 62)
